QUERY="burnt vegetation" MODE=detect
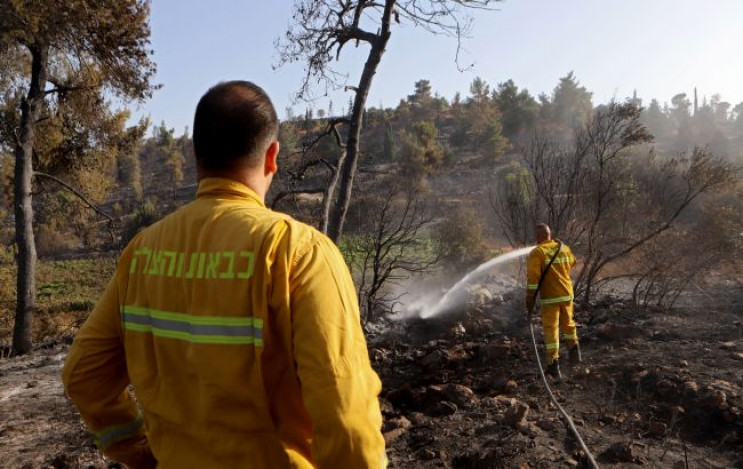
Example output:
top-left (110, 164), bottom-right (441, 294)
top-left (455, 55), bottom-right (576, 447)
top-left (1, 2), bottom-right (742, 467)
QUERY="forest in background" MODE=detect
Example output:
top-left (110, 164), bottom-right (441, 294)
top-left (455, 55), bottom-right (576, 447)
top-left (1, 71), bottom-right (742, 341)
top-left (4, 72), bottom-right (742, 250)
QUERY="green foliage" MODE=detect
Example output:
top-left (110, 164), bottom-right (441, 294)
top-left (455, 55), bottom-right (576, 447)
top-left (398, 121), bottom-right (444, 185)
top-left (435, 207), bottom-right (492, 275)
top-left (2, 0), bottom-right (157, 351)
top-left (279, 121), bottom-right (301, 155)
top-left (494, 79), bottom-right (539, 139)
top-left (0, 256), bottom-right (116, 344)
top-left (122, 199), bottom-right (160, 245)
top-left (641, 99), bottom-right (671, 140)
top-left (446, 77), bottom-right (511, 160)
top-left (496, 160), bottom-right (532, 203)
top-left (549, 71), bottom-right (593, 128)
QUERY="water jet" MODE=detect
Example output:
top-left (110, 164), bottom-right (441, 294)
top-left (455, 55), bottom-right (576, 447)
top-left (418, 246), bottom-right (534, 319)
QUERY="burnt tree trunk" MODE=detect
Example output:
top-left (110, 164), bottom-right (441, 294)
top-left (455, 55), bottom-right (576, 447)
top-left (326, 1), bottom-right (393, 243)
top-left (12, 43), bottom-right (48, 355)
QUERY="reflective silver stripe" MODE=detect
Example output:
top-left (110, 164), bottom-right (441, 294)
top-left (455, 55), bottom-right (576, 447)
top-left (122, 306), bottom-right (263, 346)
top-left (93, 410), bottom-right (144, 450)
top-left (540, 295), bottom-right (573, 305)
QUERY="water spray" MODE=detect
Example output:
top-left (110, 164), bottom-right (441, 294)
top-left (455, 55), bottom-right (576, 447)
top-left (418, 246), bottom-right (535, 319)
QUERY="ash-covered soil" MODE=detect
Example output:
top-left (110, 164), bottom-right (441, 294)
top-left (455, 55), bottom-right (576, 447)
top-left (1, 283), bottom-right (742, 468)
top-left (374, 284), bottom-right (743, 468)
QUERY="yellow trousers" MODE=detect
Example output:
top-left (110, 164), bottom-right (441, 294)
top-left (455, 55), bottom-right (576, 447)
top-left (540, 301), bottom-right (578, 364)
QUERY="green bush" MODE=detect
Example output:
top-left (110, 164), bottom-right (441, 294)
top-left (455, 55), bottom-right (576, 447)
top-left (435, 207), bottom-right (492, 275)
top-left (121, 199), bottom-right (160, 245)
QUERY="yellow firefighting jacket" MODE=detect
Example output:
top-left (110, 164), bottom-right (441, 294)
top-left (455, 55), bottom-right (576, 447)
top-left (526, 239), bottom-right (576, 307)
top-left (63, 178), bottom-right (386, 468)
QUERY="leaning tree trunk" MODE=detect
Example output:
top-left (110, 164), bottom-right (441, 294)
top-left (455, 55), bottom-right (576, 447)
top-left (320, 149), bottom-right (344, 234)
top-left (12, 44), bottom-right (48, 355)
top-left (326, 2), bottom-right (393, 243)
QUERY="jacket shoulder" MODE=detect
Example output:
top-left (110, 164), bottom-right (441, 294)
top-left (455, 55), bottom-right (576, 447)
top-left (264, 212), bottom-right (332, 260)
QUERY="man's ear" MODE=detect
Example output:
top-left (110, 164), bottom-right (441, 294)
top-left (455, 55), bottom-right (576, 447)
top-left (264, 141), bottom-right (280, 176)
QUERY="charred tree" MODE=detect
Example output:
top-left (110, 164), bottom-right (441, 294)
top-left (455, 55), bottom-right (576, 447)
top-left (493, 102), bottom-right (738, 304)
top-left (278, 0), bottom-right (501, 242)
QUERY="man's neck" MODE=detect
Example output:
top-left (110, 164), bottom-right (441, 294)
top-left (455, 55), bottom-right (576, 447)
top-left (197, 169), bottom-right (267, 202)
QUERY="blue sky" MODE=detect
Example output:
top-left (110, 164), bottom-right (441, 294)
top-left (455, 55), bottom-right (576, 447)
top-left (131, 0), bottom-right (743, 134)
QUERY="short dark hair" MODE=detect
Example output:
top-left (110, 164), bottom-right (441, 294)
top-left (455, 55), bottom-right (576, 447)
top-left (193, 81), bottom-right (279, 170)
top-left (535, 223), bottom-right (551, 238)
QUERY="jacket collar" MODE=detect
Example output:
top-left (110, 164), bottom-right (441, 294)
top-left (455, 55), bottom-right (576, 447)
top-left (196, 177), bottom-right (265, 207)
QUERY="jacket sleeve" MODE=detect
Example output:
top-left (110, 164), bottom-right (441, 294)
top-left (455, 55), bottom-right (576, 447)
top-left (525, 248), bottom-right (542, 308)
top-left (289, 235), bottom-right (386, 468)
top-left (62, 260), bottom-right (155, 469)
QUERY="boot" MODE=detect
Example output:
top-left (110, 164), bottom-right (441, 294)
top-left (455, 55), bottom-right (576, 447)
top-left (546, 360), bottom-right (562, 380)
top-left (569, 343), bottom-right (582, 365)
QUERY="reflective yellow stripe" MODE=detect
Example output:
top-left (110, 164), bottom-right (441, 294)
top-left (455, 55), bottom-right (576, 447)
top-left (561, 332), bottom-right (577, 340)
top-left (93, 410), bottom-right (144, 450)
top-left (540, 295), bottom-right (573, 305)
top-left (545, 342), bottom-right (560, 350)
top-left (526, 284), bottom-right (539, 290)
top-left (552, 256), bottom-right (572, 264)
top-left (122, 305), bottom-right (264, 346)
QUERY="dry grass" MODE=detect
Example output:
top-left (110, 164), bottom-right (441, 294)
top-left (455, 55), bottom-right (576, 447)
top-left (0, 256), bottom-right (117, 346)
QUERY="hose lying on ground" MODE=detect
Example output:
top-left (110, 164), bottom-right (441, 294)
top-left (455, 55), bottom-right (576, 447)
top-left (528, 321), bottom-right (599, 468)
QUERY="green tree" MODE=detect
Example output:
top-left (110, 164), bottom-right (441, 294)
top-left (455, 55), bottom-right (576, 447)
top-left (641, 98), bottom-right (670, 140)
top-left (494, 79), bottom-right (539, 140)
top-left (278, 121), bottom-right (301, 156)
top-left (399, 121), bottom-right (444, 185)
top-left (407, 79), bottom-right (437, 121)
top-left (157, 124), bottom-right (185, 198)
top-left (670, 93), bottom-right (691, 128)
top-left (0, 0), bottom-right (156, 354)
top-left (550, 71), bottom-right (593, 128)
top-left (469, 77), bottom-right (490, 108)
top-left (460, 77), bottom-right (509, 158)
top-left (116, 122), bottom-right (148, 201)
top-left (710, 94), bottom-right (731, 127)
top-left (408, 79), bottom-right (433, 105)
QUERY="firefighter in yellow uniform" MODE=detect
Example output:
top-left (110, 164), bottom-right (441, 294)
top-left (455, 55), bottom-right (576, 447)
top-left (525, 223), bottom-right (581, 379)
top-left (63, 81), bottom-right (387, 468)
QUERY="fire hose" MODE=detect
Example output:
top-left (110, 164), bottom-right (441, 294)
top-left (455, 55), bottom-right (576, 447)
top-left (528, 240), bottom-right (600, 468)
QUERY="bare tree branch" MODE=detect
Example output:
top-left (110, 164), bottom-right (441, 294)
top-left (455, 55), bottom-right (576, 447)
top-left (33, 171), bottom-right (114, 222)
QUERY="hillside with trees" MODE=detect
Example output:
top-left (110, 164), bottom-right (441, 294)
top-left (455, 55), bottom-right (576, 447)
top-left (0, 1), bottom-right (742, 467)
top-left (2, 70), bottom-right (742, 339)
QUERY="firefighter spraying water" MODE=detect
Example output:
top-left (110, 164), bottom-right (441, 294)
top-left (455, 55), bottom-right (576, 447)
top-left (526, 223), bottom-right (581, 380)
